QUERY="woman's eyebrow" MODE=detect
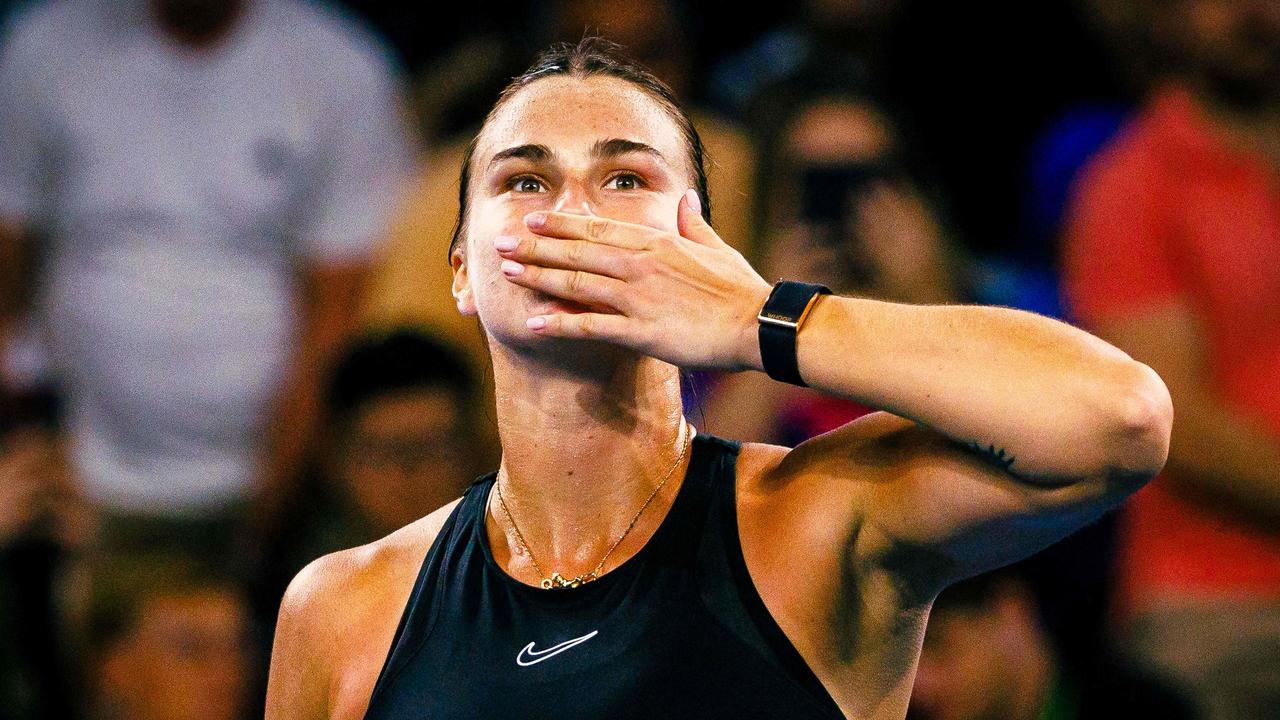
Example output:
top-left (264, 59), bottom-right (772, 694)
top-left (484, 139), bottom-right (666, 173)
top-left (487, 144), bottom-right (554, 171)
top-left (591, 138), bottom-right (666, 165)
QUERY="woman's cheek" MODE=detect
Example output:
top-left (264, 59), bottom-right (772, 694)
top-left (469, 199), bottom-right (532, 248)
top-left (503, 189), bottom-right (560, 216)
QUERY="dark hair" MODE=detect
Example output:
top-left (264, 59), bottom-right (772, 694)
top-left (326, 327), bottom-right (476, 425)
top-left (447, 36), bottom-right (711, 265)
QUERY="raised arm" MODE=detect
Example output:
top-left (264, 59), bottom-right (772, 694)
top-left (251, 259), bottom-right (369, 539)
top-left (491, 193), bottom-right (1172, 591)
top-left (791, 295), bottom-right (1171, 485)
top-left (773, 293), bottom-right (1171, 588)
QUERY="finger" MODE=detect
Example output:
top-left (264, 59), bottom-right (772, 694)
top-left (500, 260), bottom-right (631, 311)
top-left (677, 188), bottom-right (724, 247)
top-left (526, 311), bottom-right (630, 341)
top-left (494, 234), bottom-right (633, 279)
top-left (525, 211), bottom-right (659, 250)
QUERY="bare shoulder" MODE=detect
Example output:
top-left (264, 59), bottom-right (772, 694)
top-left (281, 497), bottom-right (459, 629)
top-left (265, 498), bottom-right (463, 720)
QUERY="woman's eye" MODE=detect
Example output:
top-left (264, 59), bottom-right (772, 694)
top-left (607, 174), bottom-right (642, 190)
top-left (511, 176), bottom-right (546, 193)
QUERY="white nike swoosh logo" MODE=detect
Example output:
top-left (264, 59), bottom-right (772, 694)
top-left (516, 630), bottom-right (599, 667)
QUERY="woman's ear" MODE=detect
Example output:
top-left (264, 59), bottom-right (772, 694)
top-left (451, 251), bottom-right (478, 316)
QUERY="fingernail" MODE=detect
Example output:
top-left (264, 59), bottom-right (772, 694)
top-left (526, 316), bottom-right (546, 329)
top-left (500, 260), bottom-right (524, 276)
top-left (494, 235), bottom-right (518, 251)
top-left (525, 212), bottom-right (546, 229)
top-left (685, 188), bottom-right (701, 216)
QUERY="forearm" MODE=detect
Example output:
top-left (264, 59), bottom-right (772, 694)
top-left (1163, 387), bottom-right (1280, 532)
top-left (781, 296), bottom-right (1172, 482)
top-left (255, 263), bottom-right (368, 515)
top-left (258, 348), bottom-right (325, 501)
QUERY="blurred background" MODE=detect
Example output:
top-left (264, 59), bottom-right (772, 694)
top-left (1, 0), bottom-right (1277, 718)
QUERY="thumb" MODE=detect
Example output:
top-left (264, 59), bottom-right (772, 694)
top-left (677, 188), bottom-right (723, 246)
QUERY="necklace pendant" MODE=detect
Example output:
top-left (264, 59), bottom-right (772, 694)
top-left (542, 571), bottom-right (592, 589)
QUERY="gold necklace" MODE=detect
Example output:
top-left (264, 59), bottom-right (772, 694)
top-left (495, 420), bottom-right (691, 590)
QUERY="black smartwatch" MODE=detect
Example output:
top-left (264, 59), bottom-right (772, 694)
top-left (756, 280), bottom-right (832, 387)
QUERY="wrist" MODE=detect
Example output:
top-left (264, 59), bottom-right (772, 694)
top-left (754, 280), bottom-right (832, 385)
top-left (736, 281), bottom-right (772, 373)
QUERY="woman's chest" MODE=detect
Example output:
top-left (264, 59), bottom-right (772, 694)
top-left (361, 587), bottom-right (839, 720)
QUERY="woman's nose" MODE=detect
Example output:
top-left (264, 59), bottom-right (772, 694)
top-left (552, 181), bottom-right (595, 216)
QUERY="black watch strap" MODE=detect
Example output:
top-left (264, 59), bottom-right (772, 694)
top-left (757, 280), bottom-right (831, 386)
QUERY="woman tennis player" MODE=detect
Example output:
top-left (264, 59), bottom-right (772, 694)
top-left (265, 39), bottom-right (1172, 720)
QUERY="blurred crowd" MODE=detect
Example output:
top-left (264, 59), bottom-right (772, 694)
top-left (0, 0), bottom-right (1277, 718)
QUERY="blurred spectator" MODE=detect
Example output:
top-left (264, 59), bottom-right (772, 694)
top-left (909, 566), bottom-right (1197, 720)
top-left (706, 89), bottom-right (966, 445)
top-left (1006, 103), bottom-right (1129, 318)
top-left (324, 328), bottom-right (485, 531)
top-left (0, 391), bottom-right (84, 720)
top-left (90, 554), bottom-right (252, 720)
top-left (1020, 0), bottom-right (1159, 265)
top-left (265, 328), bottom-right (489, 573)
top-left (0, 0), bottom-right (415, 561)
top-left (1062, 1), bottom-right (1280, 718)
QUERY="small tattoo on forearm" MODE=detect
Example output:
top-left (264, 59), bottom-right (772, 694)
top-left (964, 440), bottom-right (1016, 471)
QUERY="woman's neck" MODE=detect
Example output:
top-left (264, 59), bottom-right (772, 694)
top-left (486, 342), bottom-right (691, 578)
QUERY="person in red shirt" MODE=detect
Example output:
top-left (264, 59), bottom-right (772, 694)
top-left (1062, 2), bottom-right (1280, 718)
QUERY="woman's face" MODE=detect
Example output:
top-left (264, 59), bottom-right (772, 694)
top-left (451, 75), bottom-right (693, 353)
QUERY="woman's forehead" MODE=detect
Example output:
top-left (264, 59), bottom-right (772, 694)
top-left (476, 76), bottom-right (688, 171)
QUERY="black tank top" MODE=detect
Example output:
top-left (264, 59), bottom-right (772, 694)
top-left (363, 432), bottom-right (847, 719)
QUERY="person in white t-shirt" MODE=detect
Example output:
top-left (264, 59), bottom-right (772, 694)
top-left (0, 0), bottom-right (415, 551)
